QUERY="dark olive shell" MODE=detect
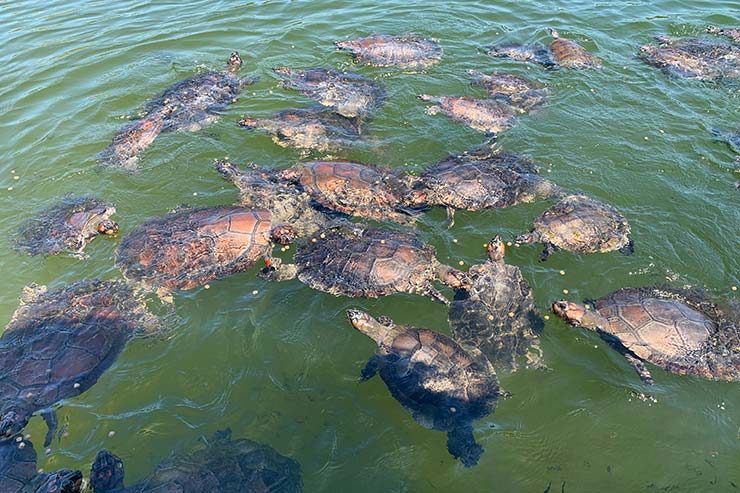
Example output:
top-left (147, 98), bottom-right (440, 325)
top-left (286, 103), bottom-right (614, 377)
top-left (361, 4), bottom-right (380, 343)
top-left (0, 437), bottom-right (83, 493)
top-left (117, 206), bottom-right (274, 291)
top-left (335, 34), bottom-right (442, 69)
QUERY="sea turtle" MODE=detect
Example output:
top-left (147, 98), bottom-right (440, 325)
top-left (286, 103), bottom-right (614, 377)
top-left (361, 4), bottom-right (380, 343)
top-left (116, 205), bottom-right (299, 293)
top-left (215, 159), bottom-right (332, 237)
top-left (273, 67), bottom-right (385, 118)
top-left (486, 42), bottom-right (555, 68)
top-left (347, 310), bottom-right (500, 467)
top-left (711, 128), bottom-right (740, 154)
top-left (278, 160), bottom-right (418, 224)
top-left (0, 279), bottom-right (158, 446)
top-left (14, 196), bottom-right (118, 257)
top-left (466, 70), bottom-right (549, 111)
top-left (100, 52), bottom-right (253, 168)
top-left (417, 95), bottom-right (517, 134)
top-left (706, 26), bottom-right (740, 44)
top-left (552, 287), bottom-right (740, 384)
top-left (261, 224), bottom-right (468, 304)
top-left (0, 436), bottom-right (83, 493)
top-left (638, 37), bottom-right (740, 80)
top-left (405, 146), bottom-right (564, 227)
top-left (547, 29), bottom-right (603, 69)
top-left (238, 108), bottom-right (363, 152)
top-left (90, 429), bottom-right (302, 493)
top-left (515, 194), bottom-right (633, 260)
top-left (448, 237), bottom-right (544, 371)
top-left (335, 34), bottom-right (442, 69)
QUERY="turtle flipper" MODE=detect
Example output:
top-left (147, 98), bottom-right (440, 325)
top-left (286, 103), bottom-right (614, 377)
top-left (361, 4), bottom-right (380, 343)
top-left (624, 353), bottom-right (654, 385)
top-left (259, 260), bottom-right (298, 282)
top-left (41, 409), bottom-right (58, 447)
top-left (539, 242), bottom-right (558, 261)
top-left (360, 356), bottom-right (381, 381)
top-left (446, 206), bottom-right (456, 228)
top-left (420, 283), bottom-right (449, 305)
top-left (446, 424), bottom-right (484, 467)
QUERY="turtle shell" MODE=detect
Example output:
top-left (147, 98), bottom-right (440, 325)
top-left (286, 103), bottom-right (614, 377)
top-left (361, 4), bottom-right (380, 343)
top-left (292, 161), bottom-right (411, 223)
top-left (98, 111), bottom-right (168, 169)
top-left (1, 280), bottom-right (155, 440)
top-left (549, 35), bottom-right (602, 69)
top-left (639, 39), bottom-right (740, 80)
top-left (449, 256), bottom-right (543, 371)
top-left (425, 96), bottom-right (516, 134)
top-left (417, 151), bottom-right (553, 210)
top-left (335, 34), bottom-right (442, 69)
top-left (487, 43), bottom-right (555, 67)
top-left (274, 67), bottom-right (384, 118)
top-left (117, 207), bottom-right (274, 291)
top-left (592, 288), bottom-right (730, 378)
top-left (534, 194), bottom-right (631, 253)
top-left (15, 196), bottom-right (116, 256)
top-left (0, 438), bottom-right (82, 493)
top-left (91, 430), bottom-right (302, 493)
top-left (239, 109), bottom-right (362, 152)
top-left (295, 226), bottom-right (439, 298)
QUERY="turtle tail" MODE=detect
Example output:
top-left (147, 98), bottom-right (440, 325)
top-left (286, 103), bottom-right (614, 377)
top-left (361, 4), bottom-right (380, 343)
top-left (447, 425), bottom-right (484, 467)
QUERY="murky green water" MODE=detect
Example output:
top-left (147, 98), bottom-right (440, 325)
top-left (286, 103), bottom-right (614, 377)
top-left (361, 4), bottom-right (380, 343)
top-left (1, 0), bottom-right (738, 491)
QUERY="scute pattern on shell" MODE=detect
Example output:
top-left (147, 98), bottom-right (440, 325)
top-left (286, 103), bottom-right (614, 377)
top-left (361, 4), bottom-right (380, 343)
top-left (336, 34), bottom-right (442, 69)
top-left (549, 35), bottom-right (603, 69)
top-left (0, 436), bottom-right (37, 492)
top-left (593, 287), bottom-right (739, 381)
top-left (534, 194), bottom-right (631, 253)
top-left (417, 150), bottom-right (557, 211)
top-left (639, 37), bottom-right (740, 80)
top-left (15, 196), bottom-right (113, 256)
top-left (423, 96), bottom-right (517, 134)
top-left (274, 67), bottom-right (384, 118)
top-left (117, 207), bottom-right (273, 291)
top-left (295, 161), bottom-right (411, 223)
top-left (295, 227), bottom-right (437, 298)
top-left (449, 258), bottom-right (543, 371)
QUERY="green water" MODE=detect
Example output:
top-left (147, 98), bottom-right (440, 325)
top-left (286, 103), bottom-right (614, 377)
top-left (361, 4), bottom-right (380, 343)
top-left (1, 0), bottom-right (738, 491)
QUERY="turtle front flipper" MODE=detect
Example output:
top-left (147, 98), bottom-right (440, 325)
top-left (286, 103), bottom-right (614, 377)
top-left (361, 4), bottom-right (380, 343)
top-left (360, 355), bottom-right (382, 381)
top-left (446, 206), bottom-right (456, 228)
top-left (446, 424), bottom-right (484, 467)
top-left (41, 408), bottom-right (58, 448)
top-left (624, 353), bottom-right (655, 385)
top-left (539, 242), bottom-right (559, 261)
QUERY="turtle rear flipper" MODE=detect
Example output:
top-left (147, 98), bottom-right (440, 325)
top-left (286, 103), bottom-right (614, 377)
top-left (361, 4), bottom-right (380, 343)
top-left (624, 353), bottom-right (655, 385)
top-left (446, 425), bottom-right (484, 467)
top-left (41, 409), bottom-right (58, 448)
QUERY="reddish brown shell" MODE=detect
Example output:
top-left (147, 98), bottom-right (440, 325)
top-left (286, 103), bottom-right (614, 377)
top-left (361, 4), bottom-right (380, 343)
top-left (335, 34), bottom-right (442, 69)
top-left (295, 227), bottom-right (438, 298)
top-left (293, 161), bottom-right (410, 223)
top-left (117, 207), bottom-right (273, 290)
top-left (423, 96), bottom-right (516, 134)
top-left (549, 35), bottom-right (602, 69)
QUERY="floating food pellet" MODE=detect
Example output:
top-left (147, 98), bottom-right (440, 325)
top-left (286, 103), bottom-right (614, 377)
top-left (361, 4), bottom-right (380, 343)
top-left (563, 289), bottom-right (569, 294)
top-left (487, 315), bottom-right (494, 321)
top-left (192, 192), bottom-right (198, 196)
top-left (73, 382), bottom-right (80, 389)
top-left (311, 238), bottom-right (317, 243)
top-left (37, 468), bottom-right (43, 474)
top-left (507, 242), bottom-right (513, 247)
top-left (24, 434), bottom-right (30, 440)
top-left (45, 448), bottom-right (51, 455)
top-left (458, 261), bottom-right (464, 266)
top-left (252, 290), bottom-right (259, 295)
top-left (108, 431), bottom-right (115, 438)
top-left (483, 243), bottom-right (488, 248)
top-left (644, 136), bottom-right (649, 140)
top-left (10, 169), bottom-right (15, 174)
top-left (544, 315), bottom-right (550, 320)
top-left (7, 187), bottom-right (13, 191)
top-left (280, 247), bottom-right (286, 252)
top-left (18, 442), bottom-right (25, 449)
top-left (452, 238), bottom-right (458, 243)
top-left (732, 286), bottom-right (737, 291)
top-left (204, 284), bottom-right (210, 289)
top-left (559, 270), bottom-right (565, 276)
top-left (320, 233), bottom-right (326, 239)
top-left (13, 176), bottom-right (19, 180)
top-left (379, 239), bottom-right (385, 244)
top-left (284, 245), bottom-right (290, 250)
top-left (507, 312), bottom-right (515, 318)
top-left (15, 436), bottom-right (22, 442)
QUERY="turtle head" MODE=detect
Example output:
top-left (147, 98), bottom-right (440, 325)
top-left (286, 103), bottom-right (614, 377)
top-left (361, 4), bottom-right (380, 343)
top-left (238, 116), bottom-right (260, 129)
top-left (706, 26), bottom-right (721, 34)
top-left (549, 28), bottom-right (560, 39)
top-left (96, 215), bottom-right (119, 236)
top-left (486, 236), bottom-right (506, 262)
top-left (227, 51), bottom-right (243, 72)
top-left (0, 409), bottom-right (29, 441)
top-left (34, 469), bottom-right (84, 493)
top-left (347, 310), bottom-right (392, 345)
top-left (270, 224), bottom-right (298, 245)
top-left (552, 300), bottom-right (606, 331)
top-left (272, 66), bottom-right (292, 77)
top-left (90, 449), bottom-right (125, 493)
top-left (638, 44), bottom-right (658, 56)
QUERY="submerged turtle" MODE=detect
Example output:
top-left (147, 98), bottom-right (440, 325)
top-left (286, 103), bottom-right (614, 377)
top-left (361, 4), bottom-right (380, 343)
top-left (515, 194), bottom-right (633, 260)
top-left (116, 205), bottom-right (299, 293)
top-left (100, 52), bottom-right (252, 168)
top-left (90, 429), bottom-right (302, 493)
top-left (347, 310), bottom-right (500, 467)
top-left (467, 70), bottom-right (548, 111)
top-left (553, 287), bottom-right (740, 384)
top-left (14, 196), bottom-right (118, 257)
top-left (405, 147), bottom-right (564, 227)
top-left (0, 436), bottom-right (83, 493)
top-left (418, 95), bottom-right (517, 134)
top-left (278, 160), bottom-right (418, 224)
top-left (273, 67), bottom-right (385, 118)
top-left (487, 42), bottom-right (555, 68)
top-left (335, 34), bottom-right (442, 69)
top-left (548, 29), bottom-right (603, 69)
top-left (239, 108), bottom-right (363, 152)
top-left (449, 237), bottom-right (544, 371)
top-left (711, 128), bottom-right (740, 154)
top-left (262, 224), bottom-right (468, 304)
top-left (639, 37), bottom-right (740, 80)
top-left (706, 26), bottom-right (740, 44)
top-left (0, 280), bottom-right (158, 446)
